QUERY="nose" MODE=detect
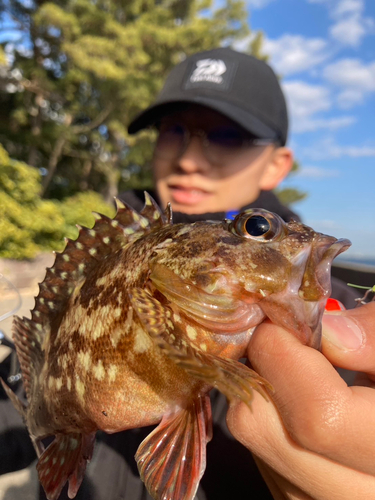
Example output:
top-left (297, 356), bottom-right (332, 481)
top-left (174, 135), bottom-right (211, 174)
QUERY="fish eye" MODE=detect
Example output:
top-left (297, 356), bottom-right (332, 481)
top-left (245, 215), bottom-right (270, 237)
top-left (229, 209), bottom-right (286, 242)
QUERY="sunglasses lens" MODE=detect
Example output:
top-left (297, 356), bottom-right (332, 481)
top-left (155, 124), bottom-right (185, 159)
top-left (207, 127), bottom-right (245, 148)
top-left (154, 122), bottom-right (266, 164)
top-left (206, 127), bottom-right (252, 164)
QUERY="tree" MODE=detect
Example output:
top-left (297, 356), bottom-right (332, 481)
top-left (0, 0), bottom-right (251, 202)
top-left (0, 143), bottom-right (66, 258)
top-left (0, 144), bottom-right (114, 259)
top-left (275, 160), bottom-right (307, 206)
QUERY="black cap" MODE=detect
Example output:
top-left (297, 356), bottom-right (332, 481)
top-left (128, 47), bottom-right (288, 146)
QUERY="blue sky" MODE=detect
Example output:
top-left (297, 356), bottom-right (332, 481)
top-left (237, 0), bottom-right (375, 260)
top-left (1, 0), bottom-right (373, 260)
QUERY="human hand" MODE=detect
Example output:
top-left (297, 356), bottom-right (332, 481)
top-left (227, 302), bottom-right (375, 500)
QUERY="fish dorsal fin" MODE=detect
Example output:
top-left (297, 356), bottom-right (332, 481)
top-left (139, 191), bottom-right (170, 228)
top-left (113, 193), bottom-right (171, 238)
top-left (30, 193), bottom-right (169, 338)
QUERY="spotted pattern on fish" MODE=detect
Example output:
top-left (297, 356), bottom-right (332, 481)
top-left (0, 196), bottom-right (351, 500)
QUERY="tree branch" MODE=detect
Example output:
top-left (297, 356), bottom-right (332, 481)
top-left (71, 104), bottom-right (114, 134)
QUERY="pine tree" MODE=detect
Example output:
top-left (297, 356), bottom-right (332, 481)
top-left (0, 0), bottom-right (251, 202)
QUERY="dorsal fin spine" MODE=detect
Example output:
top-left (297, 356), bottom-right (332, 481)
top-left (19, 193), bottom-right (166, 351)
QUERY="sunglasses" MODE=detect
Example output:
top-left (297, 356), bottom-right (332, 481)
top-left (154, 122), bottom-right (275, 166)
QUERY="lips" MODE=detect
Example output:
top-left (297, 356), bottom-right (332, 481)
top-left (168, 185), bottom-right (212, 206)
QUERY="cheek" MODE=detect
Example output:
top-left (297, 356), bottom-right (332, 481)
top-left (213, 163), bottom-right (268, 209)
top-left (152, 157), bottom-right (172, 182)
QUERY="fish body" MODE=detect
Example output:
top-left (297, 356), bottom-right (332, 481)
top-left (1, 194), bottom-right (350, 500)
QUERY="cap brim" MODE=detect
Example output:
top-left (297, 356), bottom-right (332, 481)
top-left (128, 96), bottom-right (281, 143)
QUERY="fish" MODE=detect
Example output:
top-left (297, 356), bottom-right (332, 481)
top-left (1, 193), bottom-right (350, 500)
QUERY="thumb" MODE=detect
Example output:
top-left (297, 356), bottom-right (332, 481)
top-left (322, 302), bottom-right (375, 375)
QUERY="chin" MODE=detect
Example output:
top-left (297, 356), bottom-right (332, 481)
top-left (170, 203), bottom-right (205, 215)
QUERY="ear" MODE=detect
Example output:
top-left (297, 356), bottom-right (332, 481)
top-left (259, 147), bottom-right (294, 191)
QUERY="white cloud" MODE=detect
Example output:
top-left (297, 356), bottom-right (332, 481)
top-left (282, 80), bottom-right (356, 133)
top-left (330, 15), bottom-right (367, 46)
top-left (324, 58), bottom-right (375, 91)
top-left (331, 145), bottom-right (375, 157)
top-left (336, 88), bottom-right (365, 108)
top-left (298, 166), bottom-right (340, 178)
top-left (294, 116), bottom-right (356, 133)
top-left (332, 0), bottom-right (363, 17)
top-left (283, 81), bottom-right (331, 117)
top-left (308, 0), bottom-right (374, 46)
top-left (302, 138), bottom-right (375, 159)
top-left (245, 0), bottom-right (276, 8)
top-left (263, 35), bottom-right (330, 75)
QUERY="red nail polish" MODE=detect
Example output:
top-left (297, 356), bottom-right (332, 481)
top-left (325, 298), bottom-right (346, 311)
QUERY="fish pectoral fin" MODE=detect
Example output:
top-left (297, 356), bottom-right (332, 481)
top-left (136, 394), bottom-right (212, 500)
top-left (170, 350), bottom-right (273, 408)
top-left (130, 288), bottom-right (272, 407)
top-left (130, 287), bottom-right (185, 351)
top-left (36, 432), bottom-right (95, 500)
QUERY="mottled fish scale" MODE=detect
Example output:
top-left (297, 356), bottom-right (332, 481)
top-left (31, 193), bottom-right (165, 335)
top-left (0, 199), bottom-right (351, 500)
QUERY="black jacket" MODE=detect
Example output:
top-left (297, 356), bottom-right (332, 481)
top-left (0, 189), bottom-right (359, 500)
top-left (119, 188), bottom-right (301, 225)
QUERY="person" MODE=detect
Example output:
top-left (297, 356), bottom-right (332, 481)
top-left (125, 47), bottom-right (295, 225)
top-left (124, 47), bottom-right (357, 307)
top-left (0, 47), bottom-right (364, 500)
top-left (124, 46), bottom-right (367, 499)
top-left (227, 301), bottom-right (375, 499)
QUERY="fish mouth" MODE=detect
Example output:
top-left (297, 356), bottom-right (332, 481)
top-left (304, 236), bottom-right (352, 300)
top-left (299, 236), bottom-right (351, 348)
top-left (259, 235), bottom-right (351, 350)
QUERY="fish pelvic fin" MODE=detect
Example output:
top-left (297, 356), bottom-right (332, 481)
top-left (171, 351), bottom-right (272, 408)
top-left (136, 394), bottom-right (212, 500)
top-left (37, 432), bottom-right (95, 500)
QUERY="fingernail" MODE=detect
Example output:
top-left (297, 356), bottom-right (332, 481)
top-left (322, 313), bottom-right (364, 350)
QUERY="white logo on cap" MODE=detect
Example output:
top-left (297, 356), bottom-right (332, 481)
top-left (190, 59), bottom-right (227, 84)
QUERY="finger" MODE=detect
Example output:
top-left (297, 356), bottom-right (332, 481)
top-left (322, 302), bottom-right (375, 378)
top-left (253, 455), bottom-right (314, 500)
top-left (246, 321), bottom-right (375, 475)
top-left (227, 395), bottom-right (375, 500)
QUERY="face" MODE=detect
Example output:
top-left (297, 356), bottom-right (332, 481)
top-left (152, 105), bottom-right (293, 214)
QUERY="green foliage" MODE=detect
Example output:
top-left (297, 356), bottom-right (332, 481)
top-left (0, 47), bottom-right (6, 66)
top-left (0, 145), bottom-right (41, 203)
top-left (0, 145), bottom-right (66, 258)
top-left (0, 0), bottom-right (253, 202)
top-left (275, 187), bottom-right (307, 206)
top-left (60, 191), bottom-right (115, 240)
top-left (0, 0), bottom-right (307, 258)
top-left (275, 161), bottom-right (307, 206)
top-left (0, 145), bottom-right (113, 259)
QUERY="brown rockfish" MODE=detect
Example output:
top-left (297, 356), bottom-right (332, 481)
top-left (1, 194), bottom-right (350, 500)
